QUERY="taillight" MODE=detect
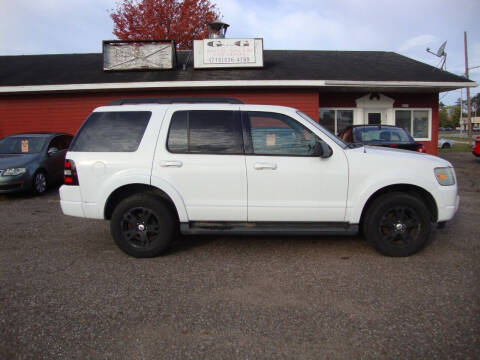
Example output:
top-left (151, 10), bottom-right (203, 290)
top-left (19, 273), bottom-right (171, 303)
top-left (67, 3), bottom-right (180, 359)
top-left (64, 159), bottom-right (79, 185)
top-left (417, 145), bottom-right (426, 153)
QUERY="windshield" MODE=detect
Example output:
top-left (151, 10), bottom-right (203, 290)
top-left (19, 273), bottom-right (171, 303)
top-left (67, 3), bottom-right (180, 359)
top-left (353, 127), bottom-right (413, 143)
top-left (296, 111), bottom-right (347, 149)
top-left (0, 136), bottom-right (48, 154)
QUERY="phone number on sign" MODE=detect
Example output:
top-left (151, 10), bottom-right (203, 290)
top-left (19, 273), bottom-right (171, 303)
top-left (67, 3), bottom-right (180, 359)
top-left (207, 57), bottom-right (252, 64)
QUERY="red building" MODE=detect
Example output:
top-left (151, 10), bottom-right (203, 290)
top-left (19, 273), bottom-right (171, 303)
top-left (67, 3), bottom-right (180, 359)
top-left (0, 49), bottom-right (475, 154)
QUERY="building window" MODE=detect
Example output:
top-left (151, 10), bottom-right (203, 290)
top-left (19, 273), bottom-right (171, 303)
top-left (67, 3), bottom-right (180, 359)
top-left (395, 109), bottom-right (430, 140)
top-left (319, 109), bottom-right (354, 135)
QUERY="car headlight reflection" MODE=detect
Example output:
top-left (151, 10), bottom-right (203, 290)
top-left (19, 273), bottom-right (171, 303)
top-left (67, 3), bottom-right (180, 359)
top-left (2, 168), bottom-right (27, 176)
top-left (434, 167), bottom-right (455, 186)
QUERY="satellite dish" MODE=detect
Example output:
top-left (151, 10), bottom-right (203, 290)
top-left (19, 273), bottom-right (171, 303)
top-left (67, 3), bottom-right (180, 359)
top-left (426, 41), bottom-right (447, 70)
top-left (436, 41), bottom-right (447, 57)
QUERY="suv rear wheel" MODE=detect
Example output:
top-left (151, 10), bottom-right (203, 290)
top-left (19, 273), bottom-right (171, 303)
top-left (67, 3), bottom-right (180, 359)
top-left (364, 192), bottom-right (432, 257)
top-left (110, 194), bottom-right (176, 257)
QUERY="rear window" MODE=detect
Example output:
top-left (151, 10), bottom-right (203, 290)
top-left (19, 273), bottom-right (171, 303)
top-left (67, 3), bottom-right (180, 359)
top-left (70, 111), bottom-right (151, 152)
top-left (0, 136), bottom-right (48, 154)
top-left (353, 127), bottom-right (413, 143)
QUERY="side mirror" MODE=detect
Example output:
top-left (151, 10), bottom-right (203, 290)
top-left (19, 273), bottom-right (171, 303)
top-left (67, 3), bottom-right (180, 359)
top-left (47, 147), bottom-right (58, 156)
top-left (313, 141), bottom-right (333, 158)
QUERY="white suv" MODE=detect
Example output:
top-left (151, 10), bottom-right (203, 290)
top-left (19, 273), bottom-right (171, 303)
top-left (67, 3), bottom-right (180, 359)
top-left (60, 98), bottom-right (459, 258)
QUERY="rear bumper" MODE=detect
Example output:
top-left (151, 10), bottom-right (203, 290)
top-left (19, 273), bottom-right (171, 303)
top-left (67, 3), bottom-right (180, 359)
top-left (59, 185), bottom-right (103, 219)
top-left (59, 185), bottom-right (84, 217)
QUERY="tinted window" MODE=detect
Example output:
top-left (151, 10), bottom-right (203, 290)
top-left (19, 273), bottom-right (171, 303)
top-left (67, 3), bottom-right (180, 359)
top-left (71, 112), bottom-right (151, 152)
top-left (246, 111), bottom-right (318, 156)
top-left (167, 111), bottom-right (243, 154)
top-left (48, 135), bottom-right (73, 152)
top-left (167, 111), bottom-right (188, 153)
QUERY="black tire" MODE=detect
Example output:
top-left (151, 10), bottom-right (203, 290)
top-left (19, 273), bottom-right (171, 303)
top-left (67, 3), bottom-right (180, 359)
top-left (32, 170), bottom-right (48, 195)
top-left (110, 194), bottom-right (176, 257)
top-left (363, 192), bottom-right (432, 257)
top-left (442, 143), bottom-right (451, 149)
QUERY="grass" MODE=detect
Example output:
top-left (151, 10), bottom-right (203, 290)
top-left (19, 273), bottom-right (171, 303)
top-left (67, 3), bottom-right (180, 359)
top-left (439, 143), bottom-right (472, 152)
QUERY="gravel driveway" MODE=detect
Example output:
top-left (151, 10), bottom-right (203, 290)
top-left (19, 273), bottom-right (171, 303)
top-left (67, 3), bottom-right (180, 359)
top-left (0, 152), bottom-right (479, 359)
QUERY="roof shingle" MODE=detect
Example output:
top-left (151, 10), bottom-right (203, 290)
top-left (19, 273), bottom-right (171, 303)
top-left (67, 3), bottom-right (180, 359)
top-left (0, 50), bottom-right (472, 87)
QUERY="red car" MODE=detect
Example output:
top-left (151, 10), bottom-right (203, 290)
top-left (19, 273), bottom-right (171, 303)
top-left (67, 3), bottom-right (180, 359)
top-left (473, 136), bottom-right (480, 157)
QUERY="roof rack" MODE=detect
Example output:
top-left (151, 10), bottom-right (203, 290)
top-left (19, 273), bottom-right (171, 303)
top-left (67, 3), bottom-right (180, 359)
top-left (108, 97), bottom-right (244, 105)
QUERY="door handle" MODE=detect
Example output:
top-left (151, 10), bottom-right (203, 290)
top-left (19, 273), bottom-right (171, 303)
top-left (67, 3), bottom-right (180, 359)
top-left (158, 160), bottom-right (183, 168)
top-left (253, 162), bottom-right (277, 170)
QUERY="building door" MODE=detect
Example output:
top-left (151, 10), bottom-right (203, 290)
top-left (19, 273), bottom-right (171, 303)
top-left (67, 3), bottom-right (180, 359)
top-left (368, 112), bottom-right (381, 124)
top-left (365, 110), bottom-right (385, 125)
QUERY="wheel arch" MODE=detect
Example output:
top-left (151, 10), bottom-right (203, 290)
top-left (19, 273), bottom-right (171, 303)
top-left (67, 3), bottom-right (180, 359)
top-left (359, 184), bottom-right (438, 230)
top-left (34, 167), bottom-right (47, 175)
top-left (104, 183), bottom-right (185, 222)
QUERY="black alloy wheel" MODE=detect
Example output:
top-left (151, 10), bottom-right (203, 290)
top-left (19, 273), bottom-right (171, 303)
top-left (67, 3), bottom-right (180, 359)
top-left (378, 206), bottom-right (421, 248)
top-left (111, 194), bottom-right (175, 257)
top-left (33, 171), bottom-right (47, 195)
top-left (121, 207), bottom-right (162, 249)
top-left (442, 143), bottom-right (451, 149)
top-left (364, 192), bottom-right (432, 257)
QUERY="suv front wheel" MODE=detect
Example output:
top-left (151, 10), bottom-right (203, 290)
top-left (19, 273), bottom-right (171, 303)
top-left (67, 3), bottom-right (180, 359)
top-left (363, 192), bottom-right (432, 257)
top-left (111, 194), bottom-right (176, 257)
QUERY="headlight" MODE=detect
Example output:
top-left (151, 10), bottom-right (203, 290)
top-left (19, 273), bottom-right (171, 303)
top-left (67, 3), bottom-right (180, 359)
top-left (2, 168), bottom-right (27, 176)
top-left (434, 167), bottom-right (455, 186)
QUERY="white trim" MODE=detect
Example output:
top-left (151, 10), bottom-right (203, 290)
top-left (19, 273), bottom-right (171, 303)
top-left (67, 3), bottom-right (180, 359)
top-left (0, 80), bottom-right (326, 93)
top-left (325, 80), bottom-right (477, 88)
top-left (394, 108), bottom-right (432, 141)
top-left (0, 79), bottom-right (476, 94)
top-left (355, 93), bottom-right (394, 109)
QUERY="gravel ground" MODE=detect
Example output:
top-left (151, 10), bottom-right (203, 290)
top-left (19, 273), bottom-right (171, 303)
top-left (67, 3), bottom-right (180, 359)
top-left (0, 152), bottom-right (479, 359)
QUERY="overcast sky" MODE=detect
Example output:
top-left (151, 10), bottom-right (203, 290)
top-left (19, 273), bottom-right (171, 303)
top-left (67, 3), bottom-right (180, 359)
top-left (0, 0), bottom-right (479, 105)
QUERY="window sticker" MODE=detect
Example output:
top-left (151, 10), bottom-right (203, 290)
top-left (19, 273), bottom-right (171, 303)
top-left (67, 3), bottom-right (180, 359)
top-left (266, 133), bottom-right (276, 146)
top-left (21, 139), bottom-right (29, 153)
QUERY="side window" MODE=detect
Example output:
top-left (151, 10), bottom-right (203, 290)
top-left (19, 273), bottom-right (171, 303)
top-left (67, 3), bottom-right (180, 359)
top-left (48, 135), bottom-right (73, 152)
top-left (167, 110), bottom-right (243, 154)
top-left (47, 136), bottom-right (62, 153)
top-left (246, 111), bottom-right (318, 156)
top-left (61, 135), bottom-right (73, 150)
top-left (70, 112), bottom-right (151, 152)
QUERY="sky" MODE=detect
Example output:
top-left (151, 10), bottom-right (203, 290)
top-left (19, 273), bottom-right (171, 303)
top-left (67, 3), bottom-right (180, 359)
top-left (0, 0), bottom-right (479, 105)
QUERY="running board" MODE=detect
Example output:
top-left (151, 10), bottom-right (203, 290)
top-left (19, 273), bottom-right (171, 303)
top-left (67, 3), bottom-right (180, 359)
top-left (180, 222), bottom-right (359, 236)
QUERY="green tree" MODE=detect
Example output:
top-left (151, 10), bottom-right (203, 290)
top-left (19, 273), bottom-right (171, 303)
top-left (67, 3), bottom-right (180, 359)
top-left (439, 106), bottom-right (449, 127)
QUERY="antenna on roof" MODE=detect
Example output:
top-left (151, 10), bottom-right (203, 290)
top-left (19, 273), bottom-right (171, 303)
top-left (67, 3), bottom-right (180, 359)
top-left (426, 41), bottom-right (447, 70)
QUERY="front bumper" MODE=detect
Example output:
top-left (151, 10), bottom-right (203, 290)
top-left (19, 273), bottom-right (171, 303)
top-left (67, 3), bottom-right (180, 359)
top-left (437, 194), bottom-right (460, 223)
top-left (0, 172), bottom-right (31, 194)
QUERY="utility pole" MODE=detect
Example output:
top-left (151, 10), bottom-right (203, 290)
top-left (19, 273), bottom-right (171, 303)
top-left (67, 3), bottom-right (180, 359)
top-left (464, 31), bottom-right (472, 146)
top-left (460, 89), bottom-right (463, 133)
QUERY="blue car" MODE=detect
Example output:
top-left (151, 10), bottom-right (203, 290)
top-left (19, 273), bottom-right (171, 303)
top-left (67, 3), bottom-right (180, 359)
top-left (0, 132), bottom-right (73, 195)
